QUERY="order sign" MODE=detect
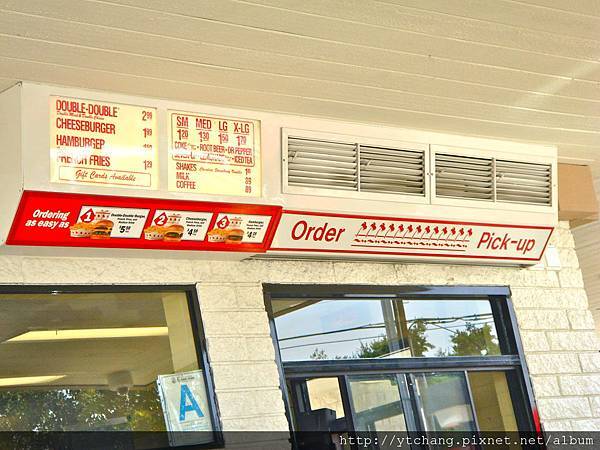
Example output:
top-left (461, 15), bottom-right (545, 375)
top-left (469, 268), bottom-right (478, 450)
top-left (50, 96), bottom-right (158, 189)
top-left (169, 111), bottom-right (261, 197)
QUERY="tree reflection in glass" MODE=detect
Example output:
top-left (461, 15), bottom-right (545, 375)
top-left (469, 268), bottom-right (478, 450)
top-left (273, 297), bottom-right (502, 361)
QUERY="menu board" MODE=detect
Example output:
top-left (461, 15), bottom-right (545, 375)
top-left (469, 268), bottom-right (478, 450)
top-left (169, 111), bottom-right (261, 197)
top-left (50, 96), bottom-right (158, 189)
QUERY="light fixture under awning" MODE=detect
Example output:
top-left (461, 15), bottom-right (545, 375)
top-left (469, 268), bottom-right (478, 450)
top-left (5, 327), bottom-right (169, 343)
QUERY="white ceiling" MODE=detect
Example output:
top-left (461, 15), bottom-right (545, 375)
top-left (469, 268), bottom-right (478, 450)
top-left (0, 292), bottom-right (175, 386)
top-left (0, 0), bottom-right (599, 175)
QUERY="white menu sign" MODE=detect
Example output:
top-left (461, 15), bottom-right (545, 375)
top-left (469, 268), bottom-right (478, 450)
top-left (50, 96), bottom-right (158, 189)
top-left (168, 111), bottom-right (261, 197)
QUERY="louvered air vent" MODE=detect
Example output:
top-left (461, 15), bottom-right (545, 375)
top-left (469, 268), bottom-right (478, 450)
top-left (496, 160), bottom-right (552, 205)
top-left (435, 154), bottom-right (494, 200)
top-left (287, 137), bottom-right (426, 197)
top-left (287, 138), bottom-right (358, 191)
top-left (360, 146), bottom-right (425, 195)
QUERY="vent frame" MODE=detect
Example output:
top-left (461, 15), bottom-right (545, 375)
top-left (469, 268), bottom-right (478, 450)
top-left (431, 145), bottom-right (556, 212)
top-left (282, 128), bottom-right (430, 205)
top-left (282, 130), bottom-right (555, 213)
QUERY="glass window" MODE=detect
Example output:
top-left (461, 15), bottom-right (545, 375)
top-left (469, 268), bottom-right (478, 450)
top-left (469, 371), bottom-right (519, 432)
top-left (306, 378), bottom-right (345, 419)
top-left (269, 287), bottom-right (536, 449)
top-left (413, 372), bottom-right (477, 432)
top-left (399, 299), bottom-right (500, 357)
top-left (347, 374), bottom-right (407, 432)
top-left (272, 297), bottom-right (502, 361)
top-left (0, 289), bottom-right (217, 448)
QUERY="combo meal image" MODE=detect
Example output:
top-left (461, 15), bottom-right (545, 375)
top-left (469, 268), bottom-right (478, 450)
top-left (142, 214), bottom-right (246, 244)
top-left (69, 210), bottom-right (114, 240)
top-left (143, 213), bottom-right (184, 243)
top-left (205, 215), bottom-right (245, 244)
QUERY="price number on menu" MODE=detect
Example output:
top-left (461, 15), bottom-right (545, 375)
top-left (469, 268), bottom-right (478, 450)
top-left (187, 228), bottom-right (199, 237)
top-left (119, 225), bottom-right (132, 234)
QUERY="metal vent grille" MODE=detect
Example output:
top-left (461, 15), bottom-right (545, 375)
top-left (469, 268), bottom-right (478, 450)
top-left (286, 137), bottom-right (426, 196)
top-left (287, 137), bottom-right (358, 191)
top-left (496, 160), bottom-right (552, 205)
top-left (360, 146), bottom-right (425, 195)
top-left (435, 154), bottom-right (494, 200)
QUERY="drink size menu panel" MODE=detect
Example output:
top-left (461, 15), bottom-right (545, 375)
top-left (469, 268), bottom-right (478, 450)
top-left (169, 111), bottom-right (261, 197)
top-left (50, 96), bottom-right (158, 189)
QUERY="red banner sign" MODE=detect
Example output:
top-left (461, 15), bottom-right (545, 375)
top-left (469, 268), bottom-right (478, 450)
top-left (6, 192), bottom-right (554, 264)
top-left (6, 191), bottom-right (282, 253)
top-left (270, 210), bottom-right (554, 263)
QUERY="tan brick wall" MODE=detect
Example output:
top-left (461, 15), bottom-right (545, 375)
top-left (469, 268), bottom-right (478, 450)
top-left (0, 221), bottom-right (598, 440)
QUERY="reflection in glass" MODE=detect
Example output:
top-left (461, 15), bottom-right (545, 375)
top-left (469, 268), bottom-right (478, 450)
top-left (306, 377), bottom-right (345, 419)
top-left (399, 299), bottom-right (500, 357)
top-left (274, 299), bottom-right (393, 361)
top-left (413, 372), bottom-right (477, 432)
top-left (288, 377), bottom-right (351, 450)
top-left (469, 371), bottom-right (521, 441)
top-left (272, 297), bottom-right (501, 361)
top-left (348, 374), bottom-right (407, 432)
top-left (0, 290), bottom-right (209, 438)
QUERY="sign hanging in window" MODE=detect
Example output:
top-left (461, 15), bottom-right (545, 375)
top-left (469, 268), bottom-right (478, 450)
top-left (49, 96), bottom-right (158, 189)
top-left (157, 370), bottom-right (214, 447)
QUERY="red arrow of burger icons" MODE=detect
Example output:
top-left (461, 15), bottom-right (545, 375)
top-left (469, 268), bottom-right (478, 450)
top-left (354, 222), bottom-right (474, 247)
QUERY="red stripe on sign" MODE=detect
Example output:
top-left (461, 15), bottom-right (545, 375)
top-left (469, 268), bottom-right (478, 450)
top-left (282, 209), bottom-right (554, 231)
top-left (268, 247), bottom-right (543, 261)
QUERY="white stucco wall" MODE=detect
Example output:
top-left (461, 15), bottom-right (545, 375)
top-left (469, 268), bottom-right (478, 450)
top-left (0, 221), bottom-right (598, 447)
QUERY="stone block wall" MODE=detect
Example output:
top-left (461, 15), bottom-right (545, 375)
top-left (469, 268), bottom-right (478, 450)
top-left (0, 221), bottom-right (598, 445)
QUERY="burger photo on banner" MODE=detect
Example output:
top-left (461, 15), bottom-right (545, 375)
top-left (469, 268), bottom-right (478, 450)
top-left (206, 216), bottom-right (244, 244)
top-left (70, 210), bottom-right (114, 240)
top-left (143, 213), bottom-right (184, 243)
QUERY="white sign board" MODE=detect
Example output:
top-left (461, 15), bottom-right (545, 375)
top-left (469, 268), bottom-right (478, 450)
top-left (50, 96), bottom-right (158, 189)
top-left (270, 210), bottom-right (554, 264)
top-left (168, 111), bottom-right (261, 197)
top-left (157, 370), bottom-right (213, 447)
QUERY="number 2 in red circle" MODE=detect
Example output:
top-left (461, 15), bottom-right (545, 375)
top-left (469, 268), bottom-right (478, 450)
top-left (154, 212), bottom-right (168, 226)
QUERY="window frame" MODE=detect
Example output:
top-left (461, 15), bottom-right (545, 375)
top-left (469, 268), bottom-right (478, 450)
top-left (264, 284), bottom-right (541, 448)
top-left (0, 283), bottom-right (224, 450)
